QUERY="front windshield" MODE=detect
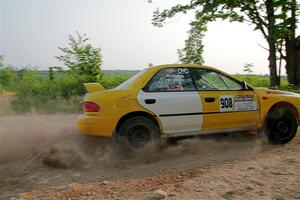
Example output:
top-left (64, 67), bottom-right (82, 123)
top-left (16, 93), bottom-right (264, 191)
top-left (115, 70), bottom-right (146, 90)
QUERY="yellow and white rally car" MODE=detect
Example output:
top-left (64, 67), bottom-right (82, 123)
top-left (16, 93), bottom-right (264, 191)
top-left (77, 64), bottom-right (300, 148)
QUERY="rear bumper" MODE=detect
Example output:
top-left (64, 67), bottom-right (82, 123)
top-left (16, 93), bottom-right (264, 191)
top-left (77, 114), bottom-right (116, 137)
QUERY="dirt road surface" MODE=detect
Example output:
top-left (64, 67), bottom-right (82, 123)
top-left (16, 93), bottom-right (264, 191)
top-left (0, 114), bottom-right (299, 200)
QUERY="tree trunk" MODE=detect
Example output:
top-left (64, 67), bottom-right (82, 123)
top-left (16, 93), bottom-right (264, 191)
top-left (285, 37), bottom-right (298, 85)
top-left (296, 36), bottom-right (300, 86)
top-left (268, 38), bottom-right (279, 87)
top-left (284, 0), bottom-right (299, 86)
top-left (266, 0), bottom-right (279, 87)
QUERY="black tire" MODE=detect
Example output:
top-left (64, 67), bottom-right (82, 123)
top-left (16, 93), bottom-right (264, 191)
top-left (264, 109), bottom-right (298, 144)
top-left (117, 116), bottom-right (160, 150)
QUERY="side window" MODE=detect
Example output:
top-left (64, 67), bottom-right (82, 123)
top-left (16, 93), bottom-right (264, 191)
top-left (190, 68), bottom-right (242, 91)
top-left (144, 68), bottom-right (196, 92)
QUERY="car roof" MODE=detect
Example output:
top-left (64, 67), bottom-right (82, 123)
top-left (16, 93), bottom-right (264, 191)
top-left (121, 63), bottom-right (238, 90)
top-left (148, 64), bottom-right (218, 71)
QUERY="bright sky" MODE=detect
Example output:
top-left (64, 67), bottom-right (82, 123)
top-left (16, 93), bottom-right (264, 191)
top-left (0, 0), bottom-right (286, 74)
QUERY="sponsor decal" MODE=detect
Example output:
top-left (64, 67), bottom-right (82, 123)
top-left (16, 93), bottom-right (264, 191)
top-left (234, 94), bottom-right (257, 111)
top-left (220, 94), bottom-right (257, 112)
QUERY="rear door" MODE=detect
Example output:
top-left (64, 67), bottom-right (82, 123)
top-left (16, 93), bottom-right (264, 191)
top-left (189, 68), bottom-right (260, 131)
top-left (137, 67), bottom-right (203, 134)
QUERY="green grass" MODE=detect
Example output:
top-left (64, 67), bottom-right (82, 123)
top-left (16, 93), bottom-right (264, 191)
top-left (1, 73), bottom-right (299, 116)
top-left (236, 74), bottom-right (300, 93)
top-left (0, 96), bottom-right (82, 116)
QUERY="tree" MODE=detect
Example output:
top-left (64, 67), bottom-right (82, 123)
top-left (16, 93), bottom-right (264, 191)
top-left (178, 21), bottom-right (205, 65)
top-left (56, 32), bottom-right (103, 83)
top-left (48, 66), bottom-right (63, 80)
top-left (0, 56), bottom-right (17, 89)
top-left (243, 63), bottom-right (254, 74)
top-left (0, 68), bottom-right (16, 88)
top-left (0, 55), bottom-right (4, 69)
top-left (49, 67), bottom-right (55, 81)
top-left (152, 0), bottom-right (299, 87)
top-left (280, 0), bottom-right (299, 85)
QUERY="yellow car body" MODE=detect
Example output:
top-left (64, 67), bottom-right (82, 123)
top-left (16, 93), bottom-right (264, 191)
top-left (77, 64), bottom-right (300, 144)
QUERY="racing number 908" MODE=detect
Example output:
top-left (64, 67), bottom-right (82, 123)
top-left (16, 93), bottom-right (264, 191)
top-left (221, 97), bottom-right (233, 109)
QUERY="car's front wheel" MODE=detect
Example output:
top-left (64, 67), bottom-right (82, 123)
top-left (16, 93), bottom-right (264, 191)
top-left (117, 116), bottom-right (160, 151)
top-left (264, 108), bottom-right (298, 144)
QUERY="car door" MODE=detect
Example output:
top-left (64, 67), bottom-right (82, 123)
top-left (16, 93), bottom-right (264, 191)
top-left (189, 68), bottom-right (260, 131)
top-left (137, 67), bottom-right (204, 135)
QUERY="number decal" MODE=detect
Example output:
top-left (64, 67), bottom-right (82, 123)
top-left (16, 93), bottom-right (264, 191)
top-left (220, 95), bottom-right (234, 112)
top-left (221, 98), bottom-right (232, 108)
top-left (177, 68), bottom-right (189, 75)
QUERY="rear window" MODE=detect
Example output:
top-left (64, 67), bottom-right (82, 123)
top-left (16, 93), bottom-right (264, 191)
top-left (144, 68), bottom-right (196, 92)
top-left (115, 70), bottom-right (146, 90)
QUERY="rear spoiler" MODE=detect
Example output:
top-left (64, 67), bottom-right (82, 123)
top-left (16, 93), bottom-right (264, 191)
top-left (83, 83), bottom-right (105, 93)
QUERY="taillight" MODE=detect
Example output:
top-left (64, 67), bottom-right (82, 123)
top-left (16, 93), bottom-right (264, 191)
top-left (83, 101), bottom-right (100, 112)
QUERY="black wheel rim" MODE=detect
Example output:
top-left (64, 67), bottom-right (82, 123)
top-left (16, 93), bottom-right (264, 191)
top-left (127, 125), bottom-right (151, 148)
top-left (271, 118), bottom-right (294, 140)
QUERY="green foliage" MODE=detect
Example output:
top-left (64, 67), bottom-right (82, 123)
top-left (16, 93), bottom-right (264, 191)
top-left (56, 32), bottom-right (103, 87)
top-left (236, 74), bottom-right (289, 87)
top-left (151, 0), bottom-right (299, 86)
top-left (0, 55), bottom-right (4, 68)
top-left (11, 96), bottom-right (81, 114)
top-left (236, 75), bottom-right (270, 87)
top-left (178, 22), bottom-right (206, 65)
top-left (1, 63), bottom-right (299, 115)
top-left (49, 67), bottom-right (55, 80)
top-left (243, 63), bottom-right (254, 74)
top-left (152, 0), bottom-right (297, 41)
top-left (0, 67), bottom-right (82, 114)
top-left (0, 65), bottom-right (132, 114)
top-left (99, 75), bottom-right (130, 89)
top-left (0, 67), bottom-right (17, 89)
top-left (103, 70), bottom-right (140, 76)
top-left (14, 69), bottom-right (44, 96)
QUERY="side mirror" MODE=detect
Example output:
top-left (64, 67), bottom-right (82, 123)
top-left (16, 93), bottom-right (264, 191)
top-left (241, 81), bottom-right (249, 90)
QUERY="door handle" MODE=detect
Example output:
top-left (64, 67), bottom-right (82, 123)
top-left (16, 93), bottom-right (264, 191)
top-left (204, 97), bottom-right (215, 103)
top-left (145, 99), bottom-right (156, 104)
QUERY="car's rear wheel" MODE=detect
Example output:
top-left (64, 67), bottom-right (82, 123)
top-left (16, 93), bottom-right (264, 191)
top-left (117, 116), bottom-right (160, 151)
top-left (264, 108), bottom-right (298, 144)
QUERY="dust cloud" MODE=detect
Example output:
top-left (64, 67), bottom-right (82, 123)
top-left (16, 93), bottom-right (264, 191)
top-left (0, 114), bottom-right (80, 164)
top-left (0, 114), bottom-right (271, 168)
top-left (0, 114), bottom-right (274, 199)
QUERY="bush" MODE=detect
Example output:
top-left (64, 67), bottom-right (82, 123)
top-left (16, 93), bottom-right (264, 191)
top-left (11, 96), bottom-right (82, 114)
top-left (6, 68), bottom-right (130, 114)
top-left (99, 75), bottom-right (129, 89)
top-left (235, 75), bottom-right (270, 87)
top-left (3, 67), bottom-right (299, 115)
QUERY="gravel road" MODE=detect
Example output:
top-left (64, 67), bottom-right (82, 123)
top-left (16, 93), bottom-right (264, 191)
top-left (0, 114), bottom-right (299, 199)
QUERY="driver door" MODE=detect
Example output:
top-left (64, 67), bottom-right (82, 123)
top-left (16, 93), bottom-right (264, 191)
top-left (189, 68), bottom-right (260, 131)
top-left (137, 67), bottom-right (204, 134)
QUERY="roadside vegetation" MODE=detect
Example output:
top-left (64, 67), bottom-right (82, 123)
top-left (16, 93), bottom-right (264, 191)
top-left (0, 68), bottom-right (131, 115)
top-left (152, 0), bottom-right (300, 87)
top-left (0, 33), bottom-right (131, 115)
top-left (0, 29), bottom-right (299, 116)
top-left (0, 67), bottom-right (298, 116)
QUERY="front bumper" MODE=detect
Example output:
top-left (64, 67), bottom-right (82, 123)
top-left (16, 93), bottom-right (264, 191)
top-left (77, 114), bottom-right (117, 137)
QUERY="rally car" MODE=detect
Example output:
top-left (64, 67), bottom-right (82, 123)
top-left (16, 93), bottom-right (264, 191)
top-left (77, 64), bottom-right (300, 149)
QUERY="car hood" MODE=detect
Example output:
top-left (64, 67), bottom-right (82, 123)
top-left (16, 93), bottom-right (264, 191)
top-left (254, 87), bottom-right (300, 97)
